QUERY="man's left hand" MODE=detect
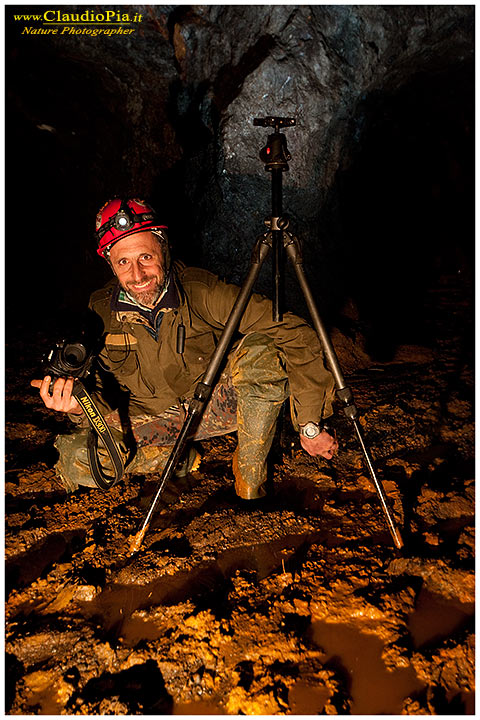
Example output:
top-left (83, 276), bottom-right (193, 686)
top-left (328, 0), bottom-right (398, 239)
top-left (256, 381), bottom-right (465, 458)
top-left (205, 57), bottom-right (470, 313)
top-left (300, 430), bottom-right (338, 459)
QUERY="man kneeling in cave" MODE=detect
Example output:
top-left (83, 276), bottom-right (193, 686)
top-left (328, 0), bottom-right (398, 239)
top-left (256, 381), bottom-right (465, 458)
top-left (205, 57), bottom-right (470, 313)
top-left (32, 198), bottom-right (338, 500)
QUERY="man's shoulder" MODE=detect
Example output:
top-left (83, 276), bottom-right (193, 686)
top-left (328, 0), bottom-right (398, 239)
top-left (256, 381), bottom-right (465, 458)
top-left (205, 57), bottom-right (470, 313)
top-left (89, 278), bottom-right (117, 310)
top-left (176, 264), bottom-right (219, 289)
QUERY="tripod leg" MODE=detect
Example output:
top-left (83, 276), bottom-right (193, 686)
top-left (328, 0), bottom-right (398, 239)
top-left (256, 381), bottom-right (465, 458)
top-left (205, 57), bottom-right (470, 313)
top-left (284, 235), bottom-right (403, 550)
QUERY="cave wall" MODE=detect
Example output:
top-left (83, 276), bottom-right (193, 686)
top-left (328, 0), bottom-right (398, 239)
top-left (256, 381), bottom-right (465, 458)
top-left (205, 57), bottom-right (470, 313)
top-left (6, 5), bottom-right (474, 347)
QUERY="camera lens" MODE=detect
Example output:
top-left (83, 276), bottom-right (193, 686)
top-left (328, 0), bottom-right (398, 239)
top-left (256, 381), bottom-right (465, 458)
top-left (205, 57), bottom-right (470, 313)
top-left (62, 343), bottom-right (87, 370)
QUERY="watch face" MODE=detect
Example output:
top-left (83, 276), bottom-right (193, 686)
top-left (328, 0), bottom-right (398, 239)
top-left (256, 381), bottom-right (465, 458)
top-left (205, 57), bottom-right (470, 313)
top-left (302, 423), bottom-right (319, 438)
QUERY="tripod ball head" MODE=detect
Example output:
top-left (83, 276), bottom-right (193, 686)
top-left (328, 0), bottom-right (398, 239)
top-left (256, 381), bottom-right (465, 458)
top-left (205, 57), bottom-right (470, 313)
top-left (259, 134), bottom-right (291, 170)
top-left (254, 116), bottom-right (295, 171)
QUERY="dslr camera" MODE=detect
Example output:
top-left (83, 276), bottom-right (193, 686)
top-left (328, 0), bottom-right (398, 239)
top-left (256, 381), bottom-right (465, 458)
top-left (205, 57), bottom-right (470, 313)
top-left (44, 340), bottom-right (94, 382)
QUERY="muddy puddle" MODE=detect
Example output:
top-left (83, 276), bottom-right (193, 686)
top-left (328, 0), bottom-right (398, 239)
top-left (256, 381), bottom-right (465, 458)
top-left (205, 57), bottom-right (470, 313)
top-left (409, 588), bottom-right (475, 650)
top-left (5, 276), bottom-right (474, 714)
top-left (310, 620), bottom-right (425, 714)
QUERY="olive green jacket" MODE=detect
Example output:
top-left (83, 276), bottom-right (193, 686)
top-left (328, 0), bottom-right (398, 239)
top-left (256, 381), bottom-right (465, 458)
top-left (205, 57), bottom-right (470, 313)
top-left (88, 263), bottom-right (335, 425)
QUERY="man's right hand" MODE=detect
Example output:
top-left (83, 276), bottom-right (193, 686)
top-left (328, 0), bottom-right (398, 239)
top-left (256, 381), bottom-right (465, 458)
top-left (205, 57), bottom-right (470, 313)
top-left (300, 429), bottom-right (339, 459)
top-left (30, 376), bottom-right (83, 415)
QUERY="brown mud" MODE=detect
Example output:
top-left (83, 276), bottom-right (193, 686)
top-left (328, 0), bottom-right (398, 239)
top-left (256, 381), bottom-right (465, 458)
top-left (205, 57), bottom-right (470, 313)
top-left (5, 276), bottom-right (474, 715)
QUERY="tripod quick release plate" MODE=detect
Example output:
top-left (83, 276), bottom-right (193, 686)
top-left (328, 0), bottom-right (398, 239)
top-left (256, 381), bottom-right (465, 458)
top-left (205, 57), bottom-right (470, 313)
top-left (253, 116), bottom-right (296, 131)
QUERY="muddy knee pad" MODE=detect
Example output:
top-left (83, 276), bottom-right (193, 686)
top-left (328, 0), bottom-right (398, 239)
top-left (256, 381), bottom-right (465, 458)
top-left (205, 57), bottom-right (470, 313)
top-left (127, 445), bottom-right (173, 475)
top-left (54, 427), bottom-right (129, 492)
top-left (54, 429), bottom-right (98, 492)
top-left (230, 333), bottom-right (289, 499)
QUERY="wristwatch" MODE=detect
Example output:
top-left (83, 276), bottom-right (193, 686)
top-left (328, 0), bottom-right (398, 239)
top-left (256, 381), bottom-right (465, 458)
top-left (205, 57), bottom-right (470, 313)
top-left (299, 422), bottom-right (321, 439)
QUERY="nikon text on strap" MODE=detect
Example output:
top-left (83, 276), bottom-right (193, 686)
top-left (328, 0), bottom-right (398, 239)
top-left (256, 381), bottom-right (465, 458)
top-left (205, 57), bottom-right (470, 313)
top-left (72, 380), bottom-right (125, 489)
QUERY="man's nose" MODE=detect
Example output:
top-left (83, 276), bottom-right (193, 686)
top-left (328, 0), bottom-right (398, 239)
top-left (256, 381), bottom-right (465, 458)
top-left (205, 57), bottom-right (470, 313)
top-left (131, 261), bottom-right (144, 281)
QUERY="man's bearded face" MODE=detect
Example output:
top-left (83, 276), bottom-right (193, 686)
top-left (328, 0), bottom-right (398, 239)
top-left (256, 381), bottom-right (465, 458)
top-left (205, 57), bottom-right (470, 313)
top-left (109, 231), bottom-right (166, 308)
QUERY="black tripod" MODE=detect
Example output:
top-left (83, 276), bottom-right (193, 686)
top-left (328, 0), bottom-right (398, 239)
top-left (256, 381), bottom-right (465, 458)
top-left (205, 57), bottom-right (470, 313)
top-left (129, 116), bottom-right (403, 554)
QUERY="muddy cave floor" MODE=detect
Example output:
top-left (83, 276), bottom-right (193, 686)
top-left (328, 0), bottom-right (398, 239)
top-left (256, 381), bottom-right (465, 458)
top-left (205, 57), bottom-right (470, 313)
top-left (5, 276), bottom-right (474, 716)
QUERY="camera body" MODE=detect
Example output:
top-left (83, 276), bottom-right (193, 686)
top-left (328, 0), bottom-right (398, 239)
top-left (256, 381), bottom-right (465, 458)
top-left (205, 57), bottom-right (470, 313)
top-left (44, 340), bottom-right (94, 381)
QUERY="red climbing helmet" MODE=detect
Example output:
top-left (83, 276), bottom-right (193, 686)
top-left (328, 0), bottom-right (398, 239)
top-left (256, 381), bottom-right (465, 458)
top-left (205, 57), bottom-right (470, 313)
top-left (95, 198), bottom-right (168, 257)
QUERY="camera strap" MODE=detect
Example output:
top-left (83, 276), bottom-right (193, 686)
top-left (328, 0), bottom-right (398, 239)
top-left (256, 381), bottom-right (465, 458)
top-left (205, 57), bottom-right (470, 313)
top-left (72, 380), bottom-right (125, 489)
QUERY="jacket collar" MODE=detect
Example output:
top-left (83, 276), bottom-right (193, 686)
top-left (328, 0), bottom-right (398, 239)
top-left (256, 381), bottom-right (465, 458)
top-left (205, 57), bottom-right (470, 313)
top-left (111, 271), bottom-right (179, 326)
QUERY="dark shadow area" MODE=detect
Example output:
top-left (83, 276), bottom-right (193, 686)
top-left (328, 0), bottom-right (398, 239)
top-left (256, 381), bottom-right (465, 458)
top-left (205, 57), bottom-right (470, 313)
top-left (5, 653), bottom-right (25, 714)
top-left (334, 62), bottom-right (474, 359)
top-left (6, 31), bottom-right (114, 323)
top-left (75, 659), bottom-right (173, 714)
top-left (5, 6), bottom-right (179, 332)
top-left (5, 528), bottom-right (87, 596)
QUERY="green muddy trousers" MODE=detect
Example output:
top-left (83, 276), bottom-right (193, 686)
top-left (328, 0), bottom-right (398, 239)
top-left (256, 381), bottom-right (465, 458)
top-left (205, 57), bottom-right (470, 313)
top-left (54, 333), bottom-right (289, 499)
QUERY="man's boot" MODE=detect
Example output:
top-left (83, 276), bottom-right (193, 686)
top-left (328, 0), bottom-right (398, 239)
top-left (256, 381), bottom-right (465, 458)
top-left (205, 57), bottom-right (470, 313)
top-left (230, 333), bottom-right (289, 500)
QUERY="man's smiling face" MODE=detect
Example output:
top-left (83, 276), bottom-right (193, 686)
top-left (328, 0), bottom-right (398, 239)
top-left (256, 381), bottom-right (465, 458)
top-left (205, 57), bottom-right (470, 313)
top-left (109, 231), bottom-right (166, 308)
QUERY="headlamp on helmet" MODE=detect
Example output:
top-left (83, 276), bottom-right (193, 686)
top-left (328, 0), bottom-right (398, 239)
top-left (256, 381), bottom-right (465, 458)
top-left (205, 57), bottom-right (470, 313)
top-left (114, 209), bottom-right (133, 232)
top-left (95, 198), bottom-right (167, 257)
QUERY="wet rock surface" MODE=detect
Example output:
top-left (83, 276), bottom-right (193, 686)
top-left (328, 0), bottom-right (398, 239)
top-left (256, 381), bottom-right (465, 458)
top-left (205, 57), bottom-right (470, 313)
top-left (5, 274), bottom-right (474, 715)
